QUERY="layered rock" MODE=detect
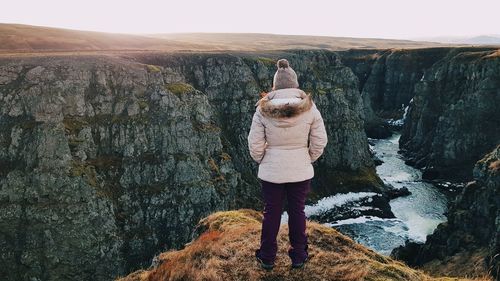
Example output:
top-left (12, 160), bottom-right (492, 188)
top-left (392, 145), bottom-right (500, 280)
top-left (119, 209), bottom-right (475, 281)
top-left (0, 51), bottom-right (381, 281)
top-left (339, 48), bottom-right (450, 138)
top-left (399, 48), bottom-right (500, 180)
top-left (0, 56), bottom-right (240, 280)
top-left (133, 50), bottom-right (385, 202)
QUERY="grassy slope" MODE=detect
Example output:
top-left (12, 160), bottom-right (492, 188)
top-left (117, 209), bottom-right (491, 281)
top-left (0, 23), bottom-right (207, 52)
top-left (0, 23), bottom-right (450, 55)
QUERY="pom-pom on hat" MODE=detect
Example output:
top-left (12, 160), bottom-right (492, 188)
top-left (272, 59), bottom-right (299, 90)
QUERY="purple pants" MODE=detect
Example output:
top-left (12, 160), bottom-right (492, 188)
top-left (257, 178), bottom-right (311, 264)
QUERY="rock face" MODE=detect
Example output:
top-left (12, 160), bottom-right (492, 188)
top-left (0, 51), bottom-right (380, 281)
top-left (338, 48), bottom-right (451, 138)
top-left (0, 56), bottom-right (241, 281)
top-left (119, 209), bottom-right (472, 281)
top-left (133, 50), bottom-right (384, 201)
top-left (391, 145), bottom-right (500, 280)
top-left (339, 47), bottom-right (500, 180)
top-left (399, 48), bottom-right (500, 180)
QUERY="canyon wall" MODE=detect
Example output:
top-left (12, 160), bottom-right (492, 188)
top-left (133, 50), bottom-right (385, 199)
top-left (399, 48), bottom-right (500, 180)
top-left (0, 55), bottom-right (243, 280)
top-left (340, 47), bottom-right (500, 181)
top-left (1, 46), bottom-right (498, 281)
top-left (392, 145), bottom-right (500, 280)
top-left (343, 47), bottom-right (500, 280)
top-left (339, 48), bottom-right (450, 138)
top-left (0, 51), bottom-right (380, 281)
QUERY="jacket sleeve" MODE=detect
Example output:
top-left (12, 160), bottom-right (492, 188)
top-left (309, 105), bottom-right (328, 163)
top-left (247, 109), bottom-right (267, 164)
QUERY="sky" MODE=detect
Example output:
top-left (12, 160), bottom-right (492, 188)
top-left (1, 0), bottom-right (499, 39)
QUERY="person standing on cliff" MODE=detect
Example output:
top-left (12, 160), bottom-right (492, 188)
top-left (248, 59), bottom-right (328, 270)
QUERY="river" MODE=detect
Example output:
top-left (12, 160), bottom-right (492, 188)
top-left (281, 132), bottom-right (448, 256)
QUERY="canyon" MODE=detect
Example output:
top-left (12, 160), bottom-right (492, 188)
top-left (0, 51), bottom-right (382, 280)
top-left (0, 30), bottom-right (499, 281)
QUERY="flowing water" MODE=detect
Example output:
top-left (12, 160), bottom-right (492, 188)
top-left (281, 132), bottom-right (448, 256)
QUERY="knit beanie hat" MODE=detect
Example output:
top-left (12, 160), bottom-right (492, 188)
top-left (273, 59), bottom-right (299, 90)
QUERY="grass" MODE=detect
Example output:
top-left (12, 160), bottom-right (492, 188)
top-left (117, 209), bottom-right (490, 281)
top-left (0, 23), bottom-right (452, 56)
top-left (192, 120), bottom-right (221, 133)
top-left (63, 117), bottom-right (89, 135)
top-left (420, 248), bottom-right (494, 281)
top-left (489, 160), bottom-right (500, 172)
top-left (256, 57), bottom-right (276, 66)
top-left (70, 160), bottom-right (98, 187)
top-left (137, 99), bottom-right (149, 110)
top-left (165, 83), bottom-right (195, 95)
top-left (146, 64), bottom-right (161, 73)
top-left (313, 166), bottom-right (385, 198)
top-left (207, 157), bottom-right (226, 183)
top-left (220, 152), bottom-right (231, 162)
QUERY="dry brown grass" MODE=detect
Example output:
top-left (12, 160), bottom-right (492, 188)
top-left (0, 23), bottom-right (454, 56)
top-left (488, 160), bottom-right (500, 172)
top-left (483, 49), bottom-right (500, 58)
top-left (420, 248), bottom-right (494, 281)
top-left (117, 209), bottom-right (491, 281)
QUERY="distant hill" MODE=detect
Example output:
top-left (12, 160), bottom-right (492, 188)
top-left (0, 23), bottom-right (207, 53)
top-left (0, 23), bottom-right (448, 54)
top-left (415, 35), bottom-right (500, 45)
top-left (148, 32), bottom-right (448, 51)
top-left (460, 35), bottom-right (500, 45)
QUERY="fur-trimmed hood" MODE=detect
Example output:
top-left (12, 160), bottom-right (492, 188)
top-left (255, 88), bottom-right (313, 119)
top-left (248, 87), bottom-right (328, 182)
top-left (254, 88), bottom-right (314, 128)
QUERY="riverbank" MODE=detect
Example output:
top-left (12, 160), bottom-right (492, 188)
top-left (281, 132), bottom-right (448, 256)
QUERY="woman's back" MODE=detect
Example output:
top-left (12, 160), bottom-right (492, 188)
top-left (248, 86), bottom-right (327, 184)
top-left (257, 88), bottom-right (315, 149)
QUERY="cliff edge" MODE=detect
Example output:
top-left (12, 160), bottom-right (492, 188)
top-left (118, 209), bottom-right (487, 281)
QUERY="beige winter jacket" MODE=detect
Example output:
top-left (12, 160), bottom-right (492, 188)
top-left (247, 88), bottom-right (328, 184)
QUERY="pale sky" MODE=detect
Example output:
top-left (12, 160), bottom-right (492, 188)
top-left (1, 0), bottom-right (499, 39)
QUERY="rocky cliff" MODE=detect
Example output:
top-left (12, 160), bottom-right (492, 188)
top-left (340, 47), bottom-right (500, 180)
top-left (338, 48), bottom-right (452, 138)
top-left (392, 145), bottom-right (500, 280)
top-left (119, 209), bottom-right (479, 281)
top-left (0, 55), bottom-right (243, 280)
top-left (3, 46), bottom-right (498, 281)
top-left (132, 50), bottom-right (385, 200)
top-left (399, 48), bottom-right (500, 180)
top-left (0, 51), bottom-right (381, 281)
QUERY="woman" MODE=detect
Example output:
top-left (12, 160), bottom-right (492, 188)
top-left (248, 59), bottom-right (328, 270)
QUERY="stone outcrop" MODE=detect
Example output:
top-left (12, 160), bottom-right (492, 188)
top-left (391, 145), bottom-right (500, 280)
top-left (0, 51), bottom-right (381, 281)
top-left (0, 55), bottom-right (241, 281)
top-left (399, 48), bottom-right (500, 180)
top-left (133, 50), bottom-right (385, 202)
top-left (3, 46), bottom-right (498, 281)
top-left (119, 209), bottom-right (475, 281)
top-left (338, 48), bottom-right (451, 138)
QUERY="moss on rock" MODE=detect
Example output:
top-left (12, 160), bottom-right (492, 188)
top-left (310, 166), bottom-right (386, 202)
top-left (165, 83), bottom-right (195, 95)
top-left (146, 64), bottom-right (162, 73)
